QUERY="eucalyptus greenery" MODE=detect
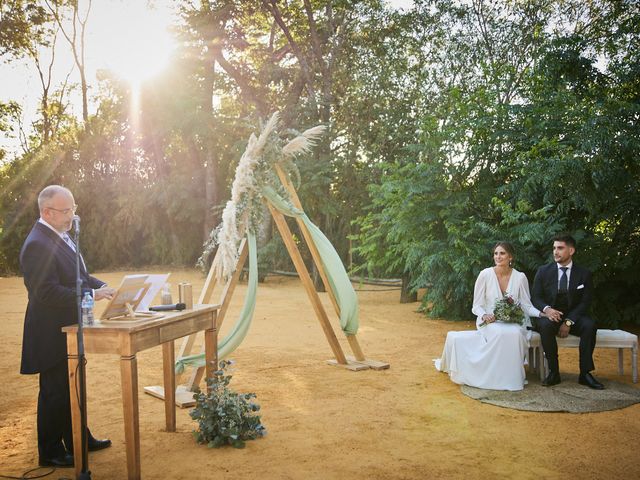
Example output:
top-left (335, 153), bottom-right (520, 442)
top-left (493, 294), bottom-right (525, 325)
top-left (190, 360), bottom-right (266, 449)
top-left (1, 0), bottom-right (637, 325)
top-left (198, 112), bottom-right (325, 281)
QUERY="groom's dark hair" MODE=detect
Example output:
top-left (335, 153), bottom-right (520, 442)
top-left (553, 234), bottom-right (576, 249)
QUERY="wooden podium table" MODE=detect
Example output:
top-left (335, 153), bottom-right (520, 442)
top-left (63, 304), bottom-right (219, 480)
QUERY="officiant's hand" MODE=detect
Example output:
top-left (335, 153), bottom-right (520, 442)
top-left (95, 286), bottom-right (116, 301)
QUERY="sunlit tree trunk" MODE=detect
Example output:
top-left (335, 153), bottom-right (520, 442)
top-left (30, 29), bottom-right (72, 146)
top-left (203, 149), bottom-right (218, 240)
top-left (202, 54), bottom-right (219, 241)
top-left (46, 0), bottom-right (92, 129)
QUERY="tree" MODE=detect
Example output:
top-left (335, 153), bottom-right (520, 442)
top-left (44, 0), bottom-right (92, 127)
top-left (355, 0), bottom-right (640, 324)
top-left (0, 0), bottom-right (49, 57)
top-left (175, 1), bottom-right (401, 281)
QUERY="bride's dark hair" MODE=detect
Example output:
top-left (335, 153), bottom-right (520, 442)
top-left (494, 241), bottom-right (515, 266)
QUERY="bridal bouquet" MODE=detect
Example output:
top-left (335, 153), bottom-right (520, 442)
top-left (493, 293), bottom-right (525, 325)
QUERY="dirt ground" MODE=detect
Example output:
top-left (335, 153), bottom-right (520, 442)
top-left (1, 268), bottom-right (639, 480)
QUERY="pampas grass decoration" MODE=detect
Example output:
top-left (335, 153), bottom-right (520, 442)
top-left (211, 201), bottom-right (240, 279)
top-left (282, 125), bottom-right (326, 157)
top-left (301, 125), bottom-right (326, 140)
top-left (208, 112), bottom-right (325, 280)
top-left (254, 112), bottom-right (280, 154)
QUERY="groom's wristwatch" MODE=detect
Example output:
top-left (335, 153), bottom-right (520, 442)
top-left (565, 319), bottom-right (575, 327)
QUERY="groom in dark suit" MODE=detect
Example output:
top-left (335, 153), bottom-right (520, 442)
top-left (532, 234), bottom-right (603, 389)
top-left (20, 185), bottom-right (116, 467)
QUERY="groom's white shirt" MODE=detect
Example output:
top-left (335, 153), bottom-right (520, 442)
top-left (542, 261), bottom-right (574, 313)
top-left (556, 261), bottom-right (573, 287)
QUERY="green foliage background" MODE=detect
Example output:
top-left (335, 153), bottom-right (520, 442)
top-left (1, 1), bottom-right (638, 326)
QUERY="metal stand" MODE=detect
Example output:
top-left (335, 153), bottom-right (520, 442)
top-left (73, 220), bottom-right (91, 480)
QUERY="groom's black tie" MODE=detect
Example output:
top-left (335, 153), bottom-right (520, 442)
top-left (559, 267), bottom-right (568, 293)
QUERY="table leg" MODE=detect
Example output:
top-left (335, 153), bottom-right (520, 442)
top-left (121, 354), bottom-right (141, 480)
top-left (67, 339), bottom-right (83, 479)
top-left (162, 341), bottom-right (176, 432)
top-left (204, 311), bottom-right (218, 393)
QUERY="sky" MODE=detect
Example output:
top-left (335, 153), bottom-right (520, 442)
top-left (1, 0), bottom-right (414, 158)
top-left (1, 0), bottom-right (176, 156)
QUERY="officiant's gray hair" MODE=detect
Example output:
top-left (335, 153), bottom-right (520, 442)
top-left (38, 185), bottom-right (73, 211)
top-left (493, 241), bottom-right (515, 261)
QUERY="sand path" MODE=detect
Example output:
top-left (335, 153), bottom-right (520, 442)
top-left (1, 269), bottom-right (638, 479)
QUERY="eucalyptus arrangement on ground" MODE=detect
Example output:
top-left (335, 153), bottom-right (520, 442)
top-left (190, 360), bottom-right (266, 448)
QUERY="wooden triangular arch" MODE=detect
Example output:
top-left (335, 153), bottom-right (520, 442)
top-left (145, 165), bottom-right (388, 406)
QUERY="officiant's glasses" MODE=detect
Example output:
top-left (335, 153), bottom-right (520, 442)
top-left (47, 204), bottom-right (78, 215)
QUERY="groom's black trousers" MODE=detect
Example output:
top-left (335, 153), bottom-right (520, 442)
top-left (536, 316), bottom-right (597, 374)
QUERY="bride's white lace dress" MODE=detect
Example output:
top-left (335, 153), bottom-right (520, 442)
top-left (434, 268), bottom-right (541, 391)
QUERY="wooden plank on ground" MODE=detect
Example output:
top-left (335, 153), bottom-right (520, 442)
top-left (346, 356), bottom-right (390, 370)
top-left (326, 359), bottom-right (370, 371)
top-left (143, 385), bottom-right (197, 408)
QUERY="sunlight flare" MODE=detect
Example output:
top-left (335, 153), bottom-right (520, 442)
top-left (88, 1), bottom-right (176, 88)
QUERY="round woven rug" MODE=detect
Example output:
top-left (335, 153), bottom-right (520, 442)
top-left (461, 374), bottom-right (640, 413)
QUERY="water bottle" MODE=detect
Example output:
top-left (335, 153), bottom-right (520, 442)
top-left (81, 292), bottom-right (95, 326)
top-left (161, 283), bottom-right (172, 305)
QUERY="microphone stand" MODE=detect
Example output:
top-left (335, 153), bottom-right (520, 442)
top-left (73, 217), bottom-right (92, 480)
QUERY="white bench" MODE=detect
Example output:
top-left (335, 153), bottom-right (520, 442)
top-left (528, 329), bottom-right (638, 383)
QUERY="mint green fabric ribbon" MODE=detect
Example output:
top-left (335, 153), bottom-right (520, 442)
top-left (175, 185), bottom-right (359, 374)
top-left (262, 186), bottom-right (359, 335)
top-left (175, 232), bottom-right (258, 374)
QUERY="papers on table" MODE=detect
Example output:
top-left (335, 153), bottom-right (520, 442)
top-left (100, 273), bottom-right (170, 320)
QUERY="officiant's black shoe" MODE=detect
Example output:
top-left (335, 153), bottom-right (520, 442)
top-left (68, 435), bottom-right (112, 454)
top-left (39, 452), bottom-right (74, 467)
top-left (578, 373), bottom-right (605, 390)
top-left (88, 437), bottom-right (112, 452)
top-left (542, 372), bottom-right (561, 387)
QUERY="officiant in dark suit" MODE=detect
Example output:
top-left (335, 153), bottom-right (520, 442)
top-left (20, 185), bottom-right (116, 467)
top-left (532, 234), bottom-right (603, 390)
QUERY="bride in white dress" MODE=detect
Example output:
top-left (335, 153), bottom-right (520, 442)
top-left (435, 242), bottom-right (543, 391)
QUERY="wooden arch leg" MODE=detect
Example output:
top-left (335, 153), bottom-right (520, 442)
top-left (183, 239), bottom-right (250, 391)
top-left (144, 239), bottom-right (249, 406)
top-left (273, 165), bottom-right (389, 370)
top-left (267, 202), bottom-right (349, 365)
